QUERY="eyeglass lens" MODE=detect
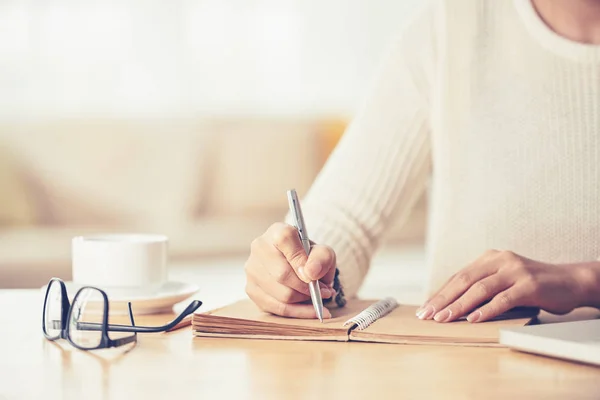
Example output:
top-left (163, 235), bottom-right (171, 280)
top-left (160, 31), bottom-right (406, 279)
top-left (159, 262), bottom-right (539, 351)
top-left (44, 280), bottom-right (63, 339)
top-left (68, 288), bottom-right (106, 349)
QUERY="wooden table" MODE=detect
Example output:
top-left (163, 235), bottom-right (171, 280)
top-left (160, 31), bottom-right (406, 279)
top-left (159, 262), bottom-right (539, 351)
top-left (1, 289), bottom-right (599, 400)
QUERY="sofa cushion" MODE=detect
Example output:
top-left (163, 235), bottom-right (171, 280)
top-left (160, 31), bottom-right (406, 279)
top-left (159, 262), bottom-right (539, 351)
top-left (201, 118), bottom-right (326, 217)
top-left (0, 119), bottom-right (211, 227)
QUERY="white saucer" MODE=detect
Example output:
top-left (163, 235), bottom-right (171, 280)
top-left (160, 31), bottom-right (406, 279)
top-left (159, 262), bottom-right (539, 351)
top-left (41, 281), bottom-right (200, 315)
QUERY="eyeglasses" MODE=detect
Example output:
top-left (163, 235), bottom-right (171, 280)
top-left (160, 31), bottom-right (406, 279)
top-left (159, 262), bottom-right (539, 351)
top-left (42, 277), bottom-right (202, 351)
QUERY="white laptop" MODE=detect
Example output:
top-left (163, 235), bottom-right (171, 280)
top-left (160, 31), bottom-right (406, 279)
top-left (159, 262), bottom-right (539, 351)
top-left (500, 319), bottom-right (600, 366)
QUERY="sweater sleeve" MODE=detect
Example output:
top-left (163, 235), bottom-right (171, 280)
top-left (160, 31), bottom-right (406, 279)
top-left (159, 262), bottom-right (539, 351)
top-left (286, 2), bottom-right (437, 298)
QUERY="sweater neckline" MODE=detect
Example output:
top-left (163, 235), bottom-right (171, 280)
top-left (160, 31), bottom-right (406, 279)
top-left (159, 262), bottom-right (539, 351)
top-left (514, 0), bottom-right (600, 63)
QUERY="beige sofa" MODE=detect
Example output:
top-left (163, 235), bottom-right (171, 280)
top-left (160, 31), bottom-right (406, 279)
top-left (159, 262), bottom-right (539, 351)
top-left (0, 117), bottom-right (426, 288)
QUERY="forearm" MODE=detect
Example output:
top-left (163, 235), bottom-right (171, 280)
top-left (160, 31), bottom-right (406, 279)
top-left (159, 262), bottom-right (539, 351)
top-left (284, 4), bottom-right (436, 297)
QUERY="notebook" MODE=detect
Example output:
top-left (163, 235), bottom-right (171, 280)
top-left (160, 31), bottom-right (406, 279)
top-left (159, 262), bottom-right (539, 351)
top-left (192, 297), bottom-right (539, 347)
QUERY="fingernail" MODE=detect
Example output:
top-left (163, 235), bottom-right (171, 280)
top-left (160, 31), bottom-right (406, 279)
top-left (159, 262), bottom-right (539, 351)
top-left (467, 310), bottom-right (481, 323)
top-left (434, 309), bottom-right (451, 322)
top-left (323, 308), bottom-right (332, 319)
top-left (297, 267), bottom-right (309, 283)
top-left (304, 261), bottom-right (323, 280)
top-left (417, 305), bottom-right (435, 320)
top-left (321, 288), bottom-right (333, 298)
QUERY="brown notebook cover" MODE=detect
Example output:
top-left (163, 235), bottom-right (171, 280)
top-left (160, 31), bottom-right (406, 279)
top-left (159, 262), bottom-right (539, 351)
top-left (192, 298), bottom-right (538, 347)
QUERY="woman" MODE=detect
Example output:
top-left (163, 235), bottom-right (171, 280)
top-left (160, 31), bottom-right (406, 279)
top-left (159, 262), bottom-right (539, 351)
top-left (244, 0), bottom-right (600, 323)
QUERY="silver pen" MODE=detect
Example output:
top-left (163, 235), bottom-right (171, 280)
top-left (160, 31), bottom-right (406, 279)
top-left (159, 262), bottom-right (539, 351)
top-left (286, 189), bottom-right (324, 322)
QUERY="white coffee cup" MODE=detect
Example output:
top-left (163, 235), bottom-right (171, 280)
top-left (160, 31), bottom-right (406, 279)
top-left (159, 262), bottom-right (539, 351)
top-left (72, 233), bottom-right (168, 292)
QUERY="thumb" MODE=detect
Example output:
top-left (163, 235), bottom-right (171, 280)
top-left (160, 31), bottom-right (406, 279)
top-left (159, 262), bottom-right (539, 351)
top-left (302, 244), bottom-right (336, 284)
top-left (269, 223), bottom-right (336, 284)
top-left (270, 223), bottom-right (311, 282)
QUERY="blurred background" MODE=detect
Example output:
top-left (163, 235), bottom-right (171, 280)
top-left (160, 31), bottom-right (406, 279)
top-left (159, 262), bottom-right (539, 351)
top-left (0, 0), bottom-right (427, 289)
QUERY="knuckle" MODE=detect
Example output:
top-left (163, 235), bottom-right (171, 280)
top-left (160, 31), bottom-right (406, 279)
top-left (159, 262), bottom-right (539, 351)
top-left (276, 302), bottom-right (289, 317)
top-left (281, 224), bottom-right (297, 237)
top-left (243, 259), bottom-right (259, 280)
top-left (272, 225), bottom-right (299, 251)
top-left (496, 292), bottom-right (512, 308)
top-left (500, 250), bottom-right (518, 263)
top-left (514, 259), bottom-right (526, 272)
top-left (267, 222), bottom-right (287, 234)
top-left (274, 265), bottom-right (293, 284)
top-left (279, 288), bottom-right (296, 304)
top-left (473, 280), bottom-right (490, 297)
top-left (455, 272), bottom-right (472, 286)
top-left (484, 249), bottom-right (499, 257)
top-left (271, 227), bottom-right (291, 248)
top-left (452, 301), bottom-right (465, 313)
top-left (500, 251), bottom-right (526, 271)
top-left (520, 268), bottom-right (535, 281)
top-left (287, 247), bottom-right (308, 267)
top-left (250, 237), bottom-right (262, 252)
top-left (431, 294), bottom-right (446, 308)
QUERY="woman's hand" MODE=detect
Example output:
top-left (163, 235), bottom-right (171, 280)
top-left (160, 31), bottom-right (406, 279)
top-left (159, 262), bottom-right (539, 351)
top-left (416, 249), bottom-right (600, 323)
top-left (244, 222), bottom-right (338, 319)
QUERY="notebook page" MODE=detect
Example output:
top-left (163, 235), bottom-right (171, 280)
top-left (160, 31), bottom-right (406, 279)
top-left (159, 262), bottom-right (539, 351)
top-left (350, 305), bottom-right (537, 347)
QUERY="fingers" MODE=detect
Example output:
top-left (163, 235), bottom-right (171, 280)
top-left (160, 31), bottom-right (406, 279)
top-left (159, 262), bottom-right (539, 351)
top-left (305, 244), bottom-right (337, 284)
top-left (245, 222), bottom-right (339, 319)
top-left (245, 282), bottom-right (332, 319)
top-left (415, 249), bottom-right (545, 324)
top-left (268, 222), bottom-right (336, 284)
top-left (269, 222), bottom-right (309, 277)
top-left (254, 239), bottom-right (310, 295)
top-left (423, 250), bottom-right (501, 304)
top-left (417, 266), bottom-right (497, 320)
top-left (251, 269), bottom-right (310, 304)
top-left (431, 275), bottom-right (511, 323)
top-left (467, 287), bottom-right (525, 323)
top-left (254, 240), bottom-right (335, 299)
top-left (247, 254), bottom-right (334, 303)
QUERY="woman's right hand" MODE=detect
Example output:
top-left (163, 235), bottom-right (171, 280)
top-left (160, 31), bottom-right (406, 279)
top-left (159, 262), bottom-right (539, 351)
top-left (244, 222), bottom-right (338, 319)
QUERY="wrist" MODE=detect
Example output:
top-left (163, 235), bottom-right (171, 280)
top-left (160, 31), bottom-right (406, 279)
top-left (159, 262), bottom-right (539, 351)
top-left (571, 261), bottom-right (600, 308)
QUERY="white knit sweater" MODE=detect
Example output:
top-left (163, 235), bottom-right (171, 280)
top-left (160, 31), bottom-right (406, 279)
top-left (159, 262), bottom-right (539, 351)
top-left (295, 0), bottom-right (600, 299)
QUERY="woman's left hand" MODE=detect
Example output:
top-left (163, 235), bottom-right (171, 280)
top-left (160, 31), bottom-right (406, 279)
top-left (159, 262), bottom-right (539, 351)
top-left (416, 249), bottom-right (600, 323)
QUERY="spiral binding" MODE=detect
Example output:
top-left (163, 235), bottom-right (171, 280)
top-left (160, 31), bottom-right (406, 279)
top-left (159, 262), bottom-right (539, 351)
top-left (343, 297), bottom-right (399, 331)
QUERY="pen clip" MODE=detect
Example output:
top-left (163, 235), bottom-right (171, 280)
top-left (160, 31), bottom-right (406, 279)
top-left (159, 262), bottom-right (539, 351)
top-left (286, 189), bottom-right (308, 239)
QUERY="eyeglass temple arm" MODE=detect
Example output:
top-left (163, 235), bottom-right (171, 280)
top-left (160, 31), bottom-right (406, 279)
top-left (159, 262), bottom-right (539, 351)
top-left (76, 300), bottom-right (202, 333)
top-left (51, 301), bottom-right (138, 331)
top-left (128, 302), bottom-right (136, 327)
top-left (111, 303), bottom-right (137, 347)
top-left (112, 332), bottom-right (137, 347)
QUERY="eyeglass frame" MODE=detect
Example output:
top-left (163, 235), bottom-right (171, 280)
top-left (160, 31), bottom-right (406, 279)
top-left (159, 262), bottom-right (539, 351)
top-left (42, 277), bottom-right (202, 351)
